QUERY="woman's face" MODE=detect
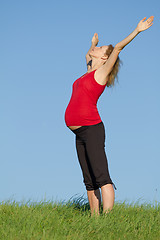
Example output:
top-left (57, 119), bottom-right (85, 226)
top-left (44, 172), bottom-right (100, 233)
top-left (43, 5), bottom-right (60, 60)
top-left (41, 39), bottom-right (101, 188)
top-left (90, 45), bottom-right (109, 59)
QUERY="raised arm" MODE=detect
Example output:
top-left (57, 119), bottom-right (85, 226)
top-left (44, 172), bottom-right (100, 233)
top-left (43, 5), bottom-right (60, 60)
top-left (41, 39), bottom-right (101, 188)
top-left (86, 33), bottom-right (99, 71)
top-left (116, 16), bottom-right (154, 51)
top-left (98, 16), bottom-right (154, 82)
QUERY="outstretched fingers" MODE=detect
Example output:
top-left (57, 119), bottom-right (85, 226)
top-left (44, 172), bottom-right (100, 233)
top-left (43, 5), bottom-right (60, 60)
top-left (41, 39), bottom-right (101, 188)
top-left (147, 16), bottom-right (154, 25)
top-left (138, 15), bottom-right (154, 31)
top-left (146, 16), bottom-right (154, 29)
top-left (142, 17), bottom-right (147, 22)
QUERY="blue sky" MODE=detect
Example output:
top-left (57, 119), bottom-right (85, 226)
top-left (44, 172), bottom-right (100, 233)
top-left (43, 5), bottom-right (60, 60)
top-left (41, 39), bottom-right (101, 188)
top-left (0, 0), bottom-right (160, 205)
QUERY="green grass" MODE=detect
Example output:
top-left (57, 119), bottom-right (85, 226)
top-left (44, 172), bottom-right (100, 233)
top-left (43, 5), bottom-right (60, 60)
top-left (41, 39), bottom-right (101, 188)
top-left (0, 195), bottom-right (159, 240)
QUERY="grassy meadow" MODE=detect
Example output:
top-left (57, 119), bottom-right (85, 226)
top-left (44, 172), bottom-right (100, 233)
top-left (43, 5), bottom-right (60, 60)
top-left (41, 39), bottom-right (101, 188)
top-left (0, 195), bottom-right (159, 240)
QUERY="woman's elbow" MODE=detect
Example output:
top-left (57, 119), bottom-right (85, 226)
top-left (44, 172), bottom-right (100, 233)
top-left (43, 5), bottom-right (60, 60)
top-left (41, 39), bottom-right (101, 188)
top-left (114, 44), bottom-right (123, 53)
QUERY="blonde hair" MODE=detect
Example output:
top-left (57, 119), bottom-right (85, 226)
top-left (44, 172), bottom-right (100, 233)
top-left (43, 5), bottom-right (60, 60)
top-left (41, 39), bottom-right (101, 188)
top-left (104, 44), bottom-right (123, 88)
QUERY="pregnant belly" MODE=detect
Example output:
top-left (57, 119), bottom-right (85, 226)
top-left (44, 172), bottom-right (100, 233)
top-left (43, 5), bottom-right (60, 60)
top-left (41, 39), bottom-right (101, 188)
top-left (65, 102), bottom-right (100, 127)
top-left (68, 126), bottom-right (82, 130)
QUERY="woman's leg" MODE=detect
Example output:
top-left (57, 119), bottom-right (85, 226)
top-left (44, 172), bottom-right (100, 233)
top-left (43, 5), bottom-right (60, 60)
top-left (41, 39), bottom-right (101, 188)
top-left (85, 122), bottom-right (116, 214)
top-left (87, 188), bottom-right (101, 216)
top-left (101, 184), bottom-right (115, 214)
top-left (73, 124), bottom-right (115, 216)
top-left (74, 132), bottom-right (100, 216)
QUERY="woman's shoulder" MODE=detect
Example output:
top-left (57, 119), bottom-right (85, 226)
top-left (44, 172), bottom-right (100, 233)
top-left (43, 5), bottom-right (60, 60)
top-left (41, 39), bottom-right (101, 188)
top-left (94, 67), bottom-right (109, 86)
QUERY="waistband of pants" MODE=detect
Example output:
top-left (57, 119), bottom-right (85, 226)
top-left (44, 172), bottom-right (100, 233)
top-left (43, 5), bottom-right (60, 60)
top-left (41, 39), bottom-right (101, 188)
top-left (71, 121), bottom-right (103, 134)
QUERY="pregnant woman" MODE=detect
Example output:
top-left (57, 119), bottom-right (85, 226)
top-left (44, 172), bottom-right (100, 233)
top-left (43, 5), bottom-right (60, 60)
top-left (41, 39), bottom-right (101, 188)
top-left (64, 16), bottom-right (154, 216)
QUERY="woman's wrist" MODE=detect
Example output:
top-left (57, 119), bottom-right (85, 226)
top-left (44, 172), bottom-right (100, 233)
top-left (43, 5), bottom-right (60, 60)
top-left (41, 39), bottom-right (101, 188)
top-left (135, 27), bottom-right (141, 34)
top-left (91, 42), bottom-right (97, 47)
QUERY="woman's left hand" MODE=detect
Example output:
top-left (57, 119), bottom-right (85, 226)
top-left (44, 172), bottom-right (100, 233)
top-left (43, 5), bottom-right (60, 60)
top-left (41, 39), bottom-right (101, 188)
top-left (92, 33), bottom-right (99, 46)
top-left (137, 16), bottom-right (154, 33)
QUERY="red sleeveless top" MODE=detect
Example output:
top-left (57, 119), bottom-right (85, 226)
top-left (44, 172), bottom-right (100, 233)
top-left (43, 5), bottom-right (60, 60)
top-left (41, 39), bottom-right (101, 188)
top-left (64, 69), bottom-right (107, 126)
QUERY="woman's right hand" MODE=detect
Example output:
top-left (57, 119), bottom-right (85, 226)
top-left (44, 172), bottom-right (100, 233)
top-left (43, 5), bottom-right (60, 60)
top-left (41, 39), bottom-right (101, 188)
top-left (92, 33), bottom-right (99, 46)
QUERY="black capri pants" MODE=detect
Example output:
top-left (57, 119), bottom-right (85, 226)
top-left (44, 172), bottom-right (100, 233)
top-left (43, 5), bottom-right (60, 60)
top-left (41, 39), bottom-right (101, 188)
top-left (71, 121), bottom-right (116, 191)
